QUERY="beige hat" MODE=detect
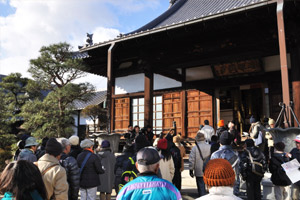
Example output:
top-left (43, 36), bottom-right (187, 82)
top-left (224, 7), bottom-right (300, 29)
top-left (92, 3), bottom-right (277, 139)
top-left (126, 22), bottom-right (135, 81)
top-left (195, 131), bottom-right (205, 142)
top-left (69, 135), bottom-right (79, 146)
top-left (269, 118), bottom-right (275, 125)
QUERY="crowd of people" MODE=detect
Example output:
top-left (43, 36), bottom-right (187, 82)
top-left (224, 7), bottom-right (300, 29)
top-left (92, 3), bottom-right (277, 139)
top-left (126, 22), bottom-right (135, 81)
top-left (0, 118), bottom-right (299, 200)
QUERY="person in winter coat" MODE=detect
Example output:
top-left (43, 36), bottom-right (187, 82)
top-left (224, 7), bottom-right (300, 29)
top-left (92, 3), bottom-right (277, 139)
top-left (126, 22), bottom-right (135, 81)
top-left (114, 145), bottom-right (135, 194)
top-left (166, 134), bottom-right (182, 190)
top-left (270, 142), bottom-right (291, 200)
top-left (189, 131), bottom-right (211, 197)
top-left (289, 135), bottom-right (300, 200)
top-left (173, 134), bottom-right (186, 173)
top-left (196, 158), bottom-right (242, 200)
top-left (228, 121), bottom-right (241, 146)
top-left (240, 139), bottom-right (267, 200)
top-left (17, 136), bottom-right (39, 162)
top-left (35, 137), bottom-right (49, 160)
top-left (157, 138), bottom-right (175, 182)
top-left (0, 160), bottom-right (47, 200)
top-left (216, 120), bottom-right (227, 138)
top-left (117, 147), bottom-right (182, 200)
top-left (69, 135), bottom-right (82, 159)
top-left (36, 138), bottom-right (69, 200)
top-left (77, 139), bottom-right (105, 200)
top-left (249, 116), bottom-right (265, 152)
top-left (211, 131), bottom-right (240, 195)
top-left (265, 118), bottom-right (275, 160)
top-left (97, 140), bottom-right (116, 200)
top-left (58, 138), bottom-right (80, 200)
top-left (201, 120), bottom-right (215, 143)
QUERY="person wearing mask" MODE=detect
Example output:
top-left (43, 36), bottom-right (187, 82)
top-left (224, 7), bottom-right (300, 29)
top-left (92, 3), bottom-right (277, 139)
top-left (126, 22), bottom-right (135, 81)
top-left (77, 139), bottom-right (104, 200)
top-left (36, 138), bottom-right (68, 200)
top-left (196, 159), bottom-right (242, 200)
top-left (117, 147), bottom-right (182, 200)
top-left (69, 135), bottom-right (82, 159)
top-left (289, 135), bottom-right (300, 200)
top-left (189, 131), bottom-right (211, 197)
top-left (58, 138), bottom-right (80, 200)
top-left (97, 140), bottom-right (116, 200)
top-left (216, 120), bottom-right (226, 138)
top-left (270, 142), bottom-right (291, 200)
top-left (201, 120), bottom-right (215, 143)
top-left (240, 139), bottom-right (267, 200)
top-left (211, 131), bottom-right (240, 196)
top-left (17, 136), bottom-right (39, 162)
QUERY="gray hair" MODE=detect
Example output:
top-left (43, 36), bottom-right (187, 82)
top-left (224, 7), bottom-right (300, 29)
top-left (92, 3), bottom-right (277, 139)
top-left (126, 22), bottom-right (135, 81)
top-left (137, 162), bottom-right (159, 173)
top-left (59, 138), bottom-right (70, 151)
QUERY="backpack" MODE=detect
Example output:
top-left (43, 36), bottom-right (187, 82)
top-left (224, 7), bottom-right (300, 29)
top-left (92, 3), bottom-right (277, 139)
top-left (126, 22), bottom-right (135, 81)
top-left (118, 157), bottom-right (137, 191)
top-left (246, 149), bottom-right (265, 177)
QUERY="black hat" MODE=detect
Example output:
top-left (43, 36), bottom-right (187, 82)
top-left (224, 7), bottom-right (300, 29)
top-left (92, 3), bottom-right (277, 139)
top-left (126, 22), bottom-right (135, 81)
top-left (45, 138), bottom-right (63, 157)
top-left (137, 147), bottom-right (161, 165)
top-left (274, 142), bottom-right (285, 152)
top-left (245, 139), bottom-right (254, 147)
top-left (219, 131), bottom-right (232, 145)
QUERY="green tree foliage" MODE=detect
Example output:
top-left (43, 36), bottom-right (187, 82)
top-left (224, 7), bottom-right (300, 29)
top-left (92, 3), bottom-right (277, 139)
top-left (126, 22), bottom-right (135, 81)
top-left (81, 105), bottom-right (107, 132)
top-left (22, 42), bottom-right (95, 138)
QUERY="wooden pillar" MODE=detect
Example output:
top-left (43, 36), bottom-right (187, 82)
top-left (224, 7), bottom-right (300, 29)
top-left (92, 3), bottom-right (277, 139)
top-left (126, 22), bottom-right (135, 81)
top-left (181, 90), bottom-right (187, 137)
top-left (277, 0), bottom-right (291, 125)
top-left (214, 89), bottom-right (220, 129)
top-left (291, 43), bottom-right (300, 126)
top-left (107, 43), bottom-right (116, 133)
top-left (144, 71), bottom-right (153, 127)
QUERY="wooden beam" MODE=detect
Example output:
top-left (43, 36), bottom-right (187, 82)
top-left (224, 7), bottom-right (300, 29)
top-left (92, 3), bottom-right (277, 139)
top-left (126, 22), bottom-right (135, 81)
top-left (107, 43), bottom-right (116, 133)
top-left (144, 71), bottom-right (153, 128)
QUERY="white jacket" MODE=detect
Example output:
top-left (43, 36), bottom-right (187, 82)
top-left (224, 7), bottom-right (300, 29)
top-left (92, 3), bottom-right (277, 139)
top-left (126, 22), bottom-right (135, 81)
top-left (201, 125), bottom-right (215, 142)
top-left (159, 155), bottom-right (174, 182)
top-left (196, 186), bottom-right (242, 200)
top-left (189, 141), bottom-right (211, 177)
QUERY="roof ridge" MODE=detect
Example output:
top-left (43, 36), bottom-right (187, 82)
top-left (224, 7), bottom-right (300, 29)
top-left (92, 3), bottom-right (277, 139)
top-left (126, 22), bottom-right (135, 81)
top-left (125, 0), bottom-right (187, 35)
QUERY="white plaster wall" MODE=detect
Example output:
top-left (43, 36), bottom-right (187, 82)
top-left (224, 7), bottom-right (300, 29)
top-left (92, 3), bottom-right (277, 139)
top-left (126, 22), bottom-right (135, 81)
top-left (186, 65), bottom-right (214, 81)
top-left (115, 73), bottom-right (182, 94)
top-left (263, 54), bottom-right (291, 72)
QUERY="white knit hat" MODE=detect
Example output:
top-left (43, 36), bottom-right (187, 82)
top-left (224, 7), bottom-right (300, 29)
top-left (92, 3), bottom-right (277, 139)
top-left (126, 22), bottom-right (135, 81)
top-left (69, 135), bottom-right (79, 146)
top-left (80, 139), bottom-right (94, 149)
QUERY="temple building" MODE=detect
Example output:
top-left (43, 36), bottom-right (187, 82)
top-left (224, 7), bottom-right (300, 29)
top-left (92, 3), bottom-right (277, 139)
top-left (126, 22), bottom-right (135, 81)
top-left (76, 0), bottom-right (300, 137)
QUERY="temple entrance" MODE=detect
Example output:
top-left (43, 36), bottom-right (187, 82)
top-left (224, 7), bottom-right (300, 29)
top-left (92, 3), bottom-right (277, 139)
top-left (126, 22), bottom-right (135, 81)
top-left (219, 85), bottom-right (264, 133)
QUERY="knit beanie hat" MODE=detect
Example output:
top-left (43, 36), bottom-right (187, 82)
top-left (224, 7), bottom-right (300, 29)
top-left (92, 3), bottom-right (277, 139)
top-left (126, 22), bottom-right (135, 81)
top-left (274, 142), bottom-right (285, 151)
top-left (218, 120), bottom-right (224, 127)
top-left (204, 158), bottom-right (235, 186)
top-left (219, 131), bottom-right (232, 145)
top-left (157, 138), bottom-right (168, 150)
top-left (195, 131), bottom-right (205, 142)
top-left (45, 138), bottom-right (63, 157)
top-left (101, 140), bottom-right (110, 148)
top-left (69, 135), bottom-right (79, 146)
top-left (80, 139), bottom-right (94, 149)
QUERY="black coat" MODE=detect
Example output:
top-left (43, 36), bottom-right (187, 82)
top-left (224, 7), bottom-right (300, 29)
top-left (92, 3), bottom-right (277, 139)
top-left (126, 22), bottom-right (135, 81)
top-left (69, 145), bottom-right (82, 159)
top-left (77, 150), bottom-right (104, 188)
top-left (60, 153), bottom-right (80, 200)
top-left (290, 148), bottom-right (300, 185)
top-left (269, 152), bottom-right (291, 186)
top-left (240, 146), bottom-right (267, 180)
top-left (216, 127), bottom-right (227, 138)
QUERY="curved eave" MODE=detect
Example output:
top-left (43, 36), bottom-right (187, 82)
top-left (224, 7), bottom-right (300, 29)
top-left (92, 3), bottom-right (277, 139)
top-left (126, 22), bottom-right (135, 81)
top-left (79, 0), bottom-right (276, 52)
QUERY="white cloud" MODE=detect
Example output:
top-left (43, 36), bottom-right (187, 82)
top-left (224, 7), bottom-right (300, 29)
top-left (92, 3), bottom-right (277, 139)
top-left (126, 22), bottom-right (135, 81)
top-left (0, 0), bottom-right (162, 90)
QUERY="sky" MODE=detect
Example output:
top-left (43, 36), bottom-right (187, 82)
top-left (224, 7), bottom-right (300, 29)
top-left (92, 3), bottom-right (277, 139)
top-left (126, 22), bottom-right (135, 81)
top-left (0, 0), bottom-right (170, 90)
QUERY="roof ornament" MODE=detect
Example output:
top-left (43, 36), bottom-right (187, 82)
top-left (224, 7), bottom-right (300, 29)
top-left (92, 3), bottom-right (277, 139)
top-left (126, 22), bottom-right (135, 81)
top-left (86, 33), bottom-right (93, 46)
top-left (169, 0), bottom-right (177, 8)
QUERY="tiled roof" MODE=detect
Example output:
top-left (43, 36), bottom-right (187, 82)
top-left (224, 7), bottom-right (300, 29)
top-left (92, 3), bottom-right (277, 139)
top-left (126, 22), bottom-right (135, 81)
top-left (72, 90), bottom-right (106, 110)
top-left (72, 51), bottom-right (89, 59)
top-left (80, 0), bottom-right (273, 51)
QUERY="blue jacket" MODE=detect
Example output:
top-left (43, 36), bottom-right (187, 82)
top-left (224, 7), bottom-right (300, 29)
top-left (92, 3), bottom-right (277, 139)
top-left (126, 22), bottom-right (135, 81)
top-left (2, 190), bottom-right (43, 200)
top-left (17, 148), bottom-right (37, 162)
top-left (117, 172), bottom-right (182, 200)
